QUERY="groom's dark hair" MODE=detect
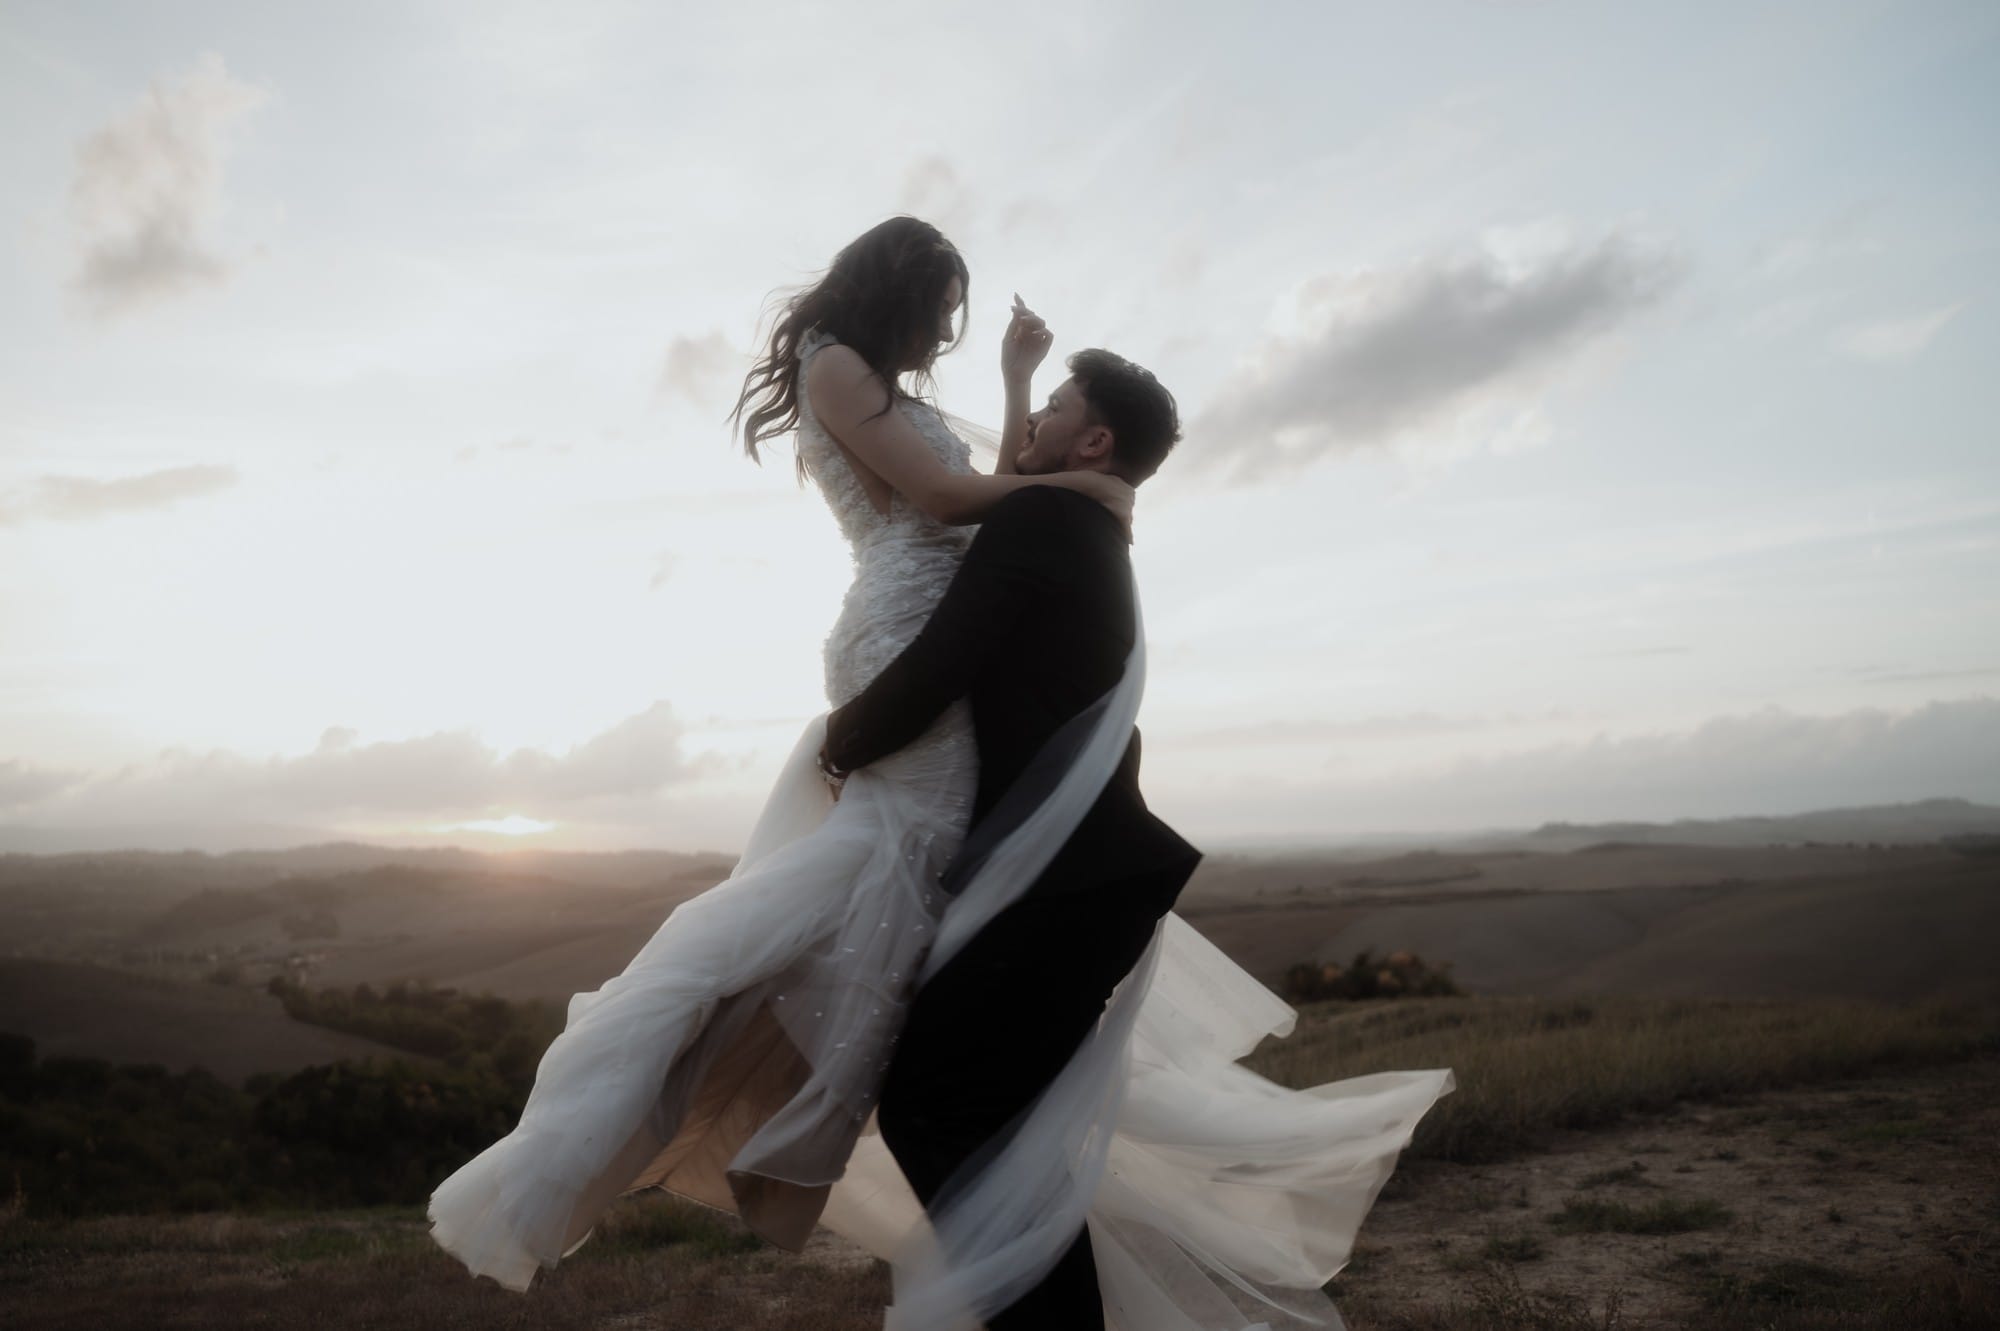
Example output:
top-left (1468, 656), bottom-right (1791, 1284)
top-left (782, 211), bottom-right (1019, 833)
top-left (1068, 348), bottom-right (1181, 484)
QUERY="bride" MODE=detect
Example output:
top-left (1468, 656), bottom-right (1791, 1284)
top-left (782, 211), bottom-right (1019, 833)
top-left (428, 215), bottom-right (1452, 1330)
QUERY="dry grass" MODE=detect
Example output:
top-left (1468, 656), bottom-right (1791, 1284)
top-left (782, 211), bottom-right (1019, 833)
top-left (0, 1196), bottom-right (888, 1331)
top-left (1547, 1195), bottom-right (1732, 1235)
top-left (1332, 1053), bottom-right (2000, 1330)
top-left (1341, 1256), bottom-right (2000, 1331)
top-left (1244, 993), bottom-right (2000, 1162)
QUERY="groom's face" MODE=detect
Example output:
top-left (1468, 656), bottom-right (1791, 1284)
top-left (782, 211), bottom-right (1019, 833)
top-left (1017, 377), bottom-right (1110, 475)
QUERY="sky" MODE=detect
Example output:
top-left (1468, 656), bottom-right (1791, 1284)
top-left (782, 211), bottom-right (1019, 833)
top-left (2, 0), bottom-right (1996, 854)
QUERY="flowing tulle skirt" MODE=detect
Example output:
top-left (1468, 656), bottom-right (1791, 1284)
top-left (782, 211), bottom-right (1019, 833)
top-left (428, 708), bottom-right (975, 1288)
top-left (428, 705), bottom-right (1452, 1330)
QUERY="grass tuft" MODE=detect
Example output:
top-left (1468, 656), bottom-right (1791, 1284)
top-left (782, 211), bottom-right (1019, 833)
top-left (1480, 1231), bottom-right (1547, 1263)
top-left (1548, 1195), bottom-right (1732, 1235)
top-left (1576, 1161), bottom-right (1650, 1189)
top-left (577, 1193), bottom-right (766, 1260)
top-left (1698, 1259), bottom-right (1857, 1310)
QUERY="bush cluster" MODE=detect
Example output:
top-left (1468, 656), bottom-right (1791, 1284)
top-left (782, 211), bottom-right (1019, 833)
top-left (1280, 948), bottom-right (1463, 1003)
top-left (0, 981), bottom-right (567, 1216)
top-left (266, 977), bottom-right (563, 1085)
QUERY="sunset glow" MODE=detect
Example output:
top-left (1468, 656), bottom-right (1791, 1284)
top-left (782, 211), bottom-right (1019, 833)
top-left (442, 816), bottom-right (556, 839)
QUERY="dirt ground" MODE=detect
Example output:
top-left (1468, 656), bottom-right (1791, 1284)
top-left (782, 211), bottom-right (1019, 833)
top-left (1330, 1054), bottom-right (2000, 1328)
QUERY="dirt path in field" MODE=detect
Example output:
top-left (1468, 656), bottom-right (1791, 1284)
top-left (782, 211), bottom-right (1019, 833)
top-left (1328, 1054), bottom-right (2000, 1328)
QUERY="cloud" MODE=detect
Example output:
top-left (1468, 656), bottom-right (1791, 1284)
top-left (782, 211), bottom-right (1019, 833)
top-left (66, 52), bottom-right (267, 319)
top-left (453, 436), bottom-right (573, 463)
top-left (10, 697), bottom-right (1995, 853)
top-left (1191, 226), bottom-right (1683, 476)
top-left (1177, 696), bottom-right (2000, 839)
top-left (1179, 711), bottom-right (1501, 749)
top-left (1748, 207), bottom-right (1884, 280)
top-left (495, 704), bottom-right (695, 803)
top-left (2, 703), bottom-right (704, 831)
top-left (1435, 698), bottom-right (2000, 818)
top-left (898, 155), bottom-right (973, 237)
top-left (1856, 665), bottom-right (2000, 686)
top-left (1589, 645), bottom-right (1692, 659)
top-left (1829, 303), bottom-right (1963, 363)
top-left (1736, 290), bottom-right (1846, 343)
top-left (0, 760), bottom-right (84, 809)
top-left (0, 463), bottom-right (239, 524)
top-left (655, 330), bottom-right (737, 406)
top-left (648, 551), bottom-right (678, 590)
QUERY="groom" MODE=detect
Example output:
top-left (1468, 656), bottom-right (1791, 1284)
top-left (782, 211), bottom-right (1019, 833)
top-left (818, 340), bottom-right (1198, 1329)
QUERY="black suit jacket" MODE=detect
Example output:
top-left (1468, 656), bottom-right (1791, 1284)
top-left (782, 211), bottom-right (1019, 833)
top-left (824, 485), bottom-right (1200, 909)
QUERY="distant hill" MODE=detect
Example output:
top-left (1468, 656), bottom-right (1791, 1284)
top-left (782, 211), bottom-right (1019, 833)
top-left (212, 841), bottom-right (738, 891)
top-left (0, 960), bottom-right (420, 1081)
top-left (0, 844), bottom-right (736, 968)
top-left (0, 840), bottom-right (734, 897)
top-left (1286, 852), bottom-right (2000, 1003)
top-left (1489, 797), bottom-right (2000, 853)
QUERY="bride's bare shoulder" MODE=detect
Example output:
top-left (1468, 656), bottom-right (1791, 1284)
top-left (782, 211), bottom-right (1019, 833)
top-left (806, 343), bottom-right (894, 421)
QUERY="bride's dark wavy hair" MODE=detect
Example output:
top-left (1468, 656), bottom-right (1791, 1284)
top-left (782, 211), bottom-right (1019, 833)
top-left (732, 216), bottom-right (970, 479)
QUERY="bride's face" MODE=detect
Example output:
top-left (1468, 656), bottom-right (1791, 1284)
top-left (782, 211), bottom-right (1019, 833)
top-left (903, 273), bottom-right (963, 371)
top-left (934, 274), bottom-right (963, 349)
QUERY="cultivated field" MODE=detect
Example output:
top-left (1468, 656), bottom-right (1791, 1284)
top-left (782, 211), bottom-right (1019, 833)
top-left (0, 959), bottom-right (415, 1080)
top-left (1182, 841), bottom-right (1999, 1001)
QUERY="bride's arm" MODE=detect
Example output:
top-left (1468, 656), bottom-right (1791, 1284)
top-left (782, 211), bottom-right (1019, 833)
top-left (807, 345), bottom-right (1127, 529)
top-left (995, 377), bottom-right (1029, 476)
top-left (995, 295), bottom-right (1052, 476)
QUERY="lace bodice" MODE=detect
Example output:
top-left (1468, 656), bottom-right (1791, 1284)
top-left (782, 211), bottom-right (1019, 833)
top-left (795, 329), bottom-right (976, 547)
top-left (795, 329), bottom-right (977, 709)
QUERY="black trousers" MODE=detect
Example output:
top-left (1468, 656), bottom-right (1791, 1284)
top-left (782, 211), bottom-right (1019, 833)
top-left (878, 866), bottom-right (1182, 1331)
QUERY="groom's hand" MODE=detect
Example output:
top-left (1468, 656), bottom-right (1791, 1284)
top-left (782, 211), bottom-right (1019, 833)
top-left (1001, 292), bottom-right (1053, 386)
top-left (815, 741), bottom-right (848, 800)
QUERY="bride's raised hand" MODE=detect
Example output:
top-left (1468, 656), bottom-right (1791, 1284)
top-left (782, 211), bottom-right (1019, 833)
top-left (1052, 470), bottom-right (1136, 542)
top-left (1000, 293), bottom-right (1053, 386)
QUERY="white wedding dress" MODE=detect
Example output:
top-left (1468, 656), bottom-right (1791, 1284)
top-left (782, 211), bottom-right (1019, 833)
top-left (428, 329), bottom-right (1454, 1330)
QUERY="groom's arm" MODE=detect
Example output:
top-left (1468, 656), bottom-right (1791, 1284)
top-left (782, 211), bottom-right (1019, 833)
top-left (823, 488), bottom-right (1077, 775)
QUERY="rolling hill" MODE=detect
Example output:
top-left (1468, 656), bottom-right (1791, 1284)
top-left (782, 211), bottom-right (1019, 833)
top-left (0, 960), bottom-right (422, 1081)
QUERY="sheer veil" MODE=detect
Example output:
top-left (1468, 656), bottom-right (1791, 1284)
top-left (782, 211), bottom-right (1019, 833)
top-left (798, 570), bottom-right (1454, 1330)
top-left (940, 411), bottom-right (1004, 467)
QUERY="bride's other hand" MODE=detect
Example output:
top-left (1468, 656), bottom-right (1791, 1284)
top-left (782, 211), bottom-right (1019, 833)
top-left (1054, 471), bottom-right (1136, 542)
top-left (1000, 292), bottom-right (1053, 386)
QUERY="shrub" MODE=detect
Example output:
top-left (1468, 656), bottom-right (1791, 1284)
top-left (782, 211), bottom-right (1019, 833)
top-left (264, 978), bottom-right (562, 1080)
top-left (0, 987), bottom-right (561, 1217)
top-left (1280, 948), bottom-right (1463, 1003)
